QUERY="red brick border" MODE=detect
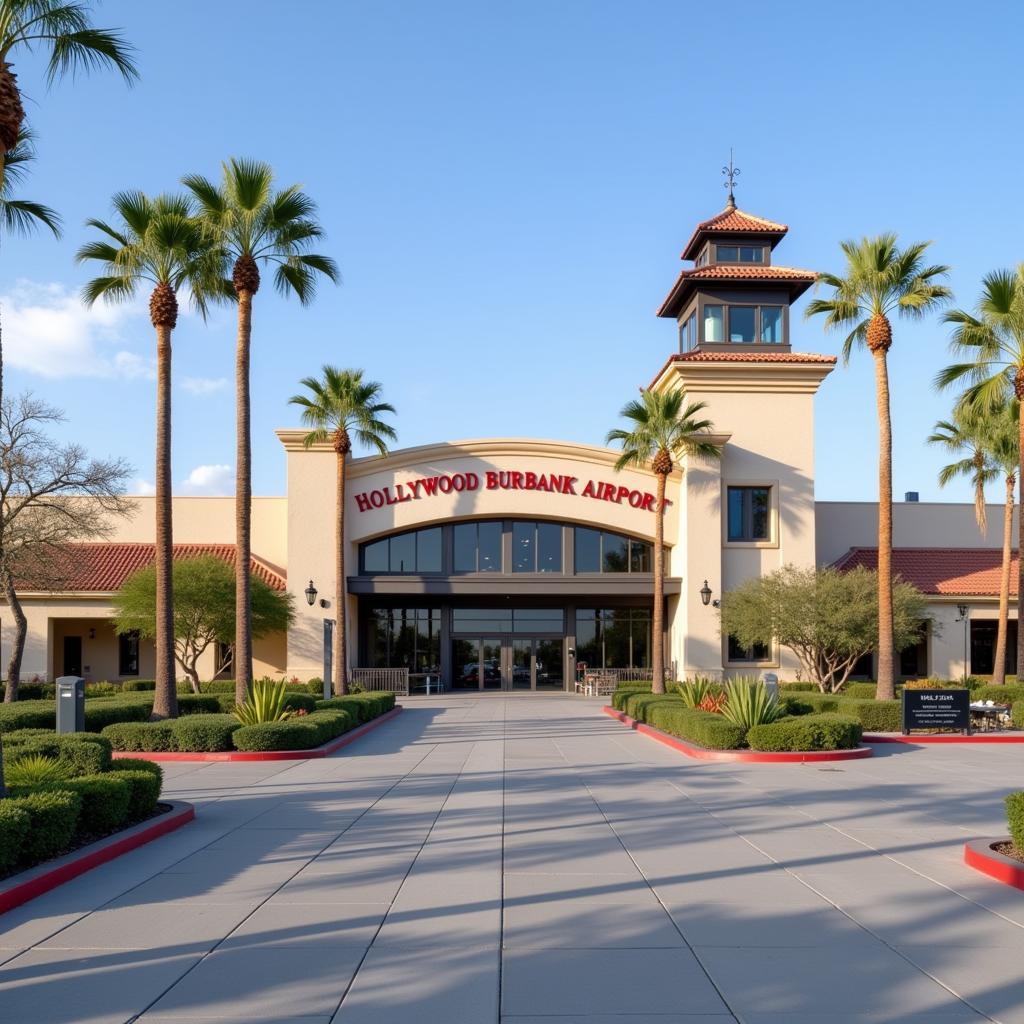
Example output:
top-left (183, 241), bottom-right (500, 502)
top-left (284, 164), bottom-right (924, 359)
top-left (604, 706), bottom-right (873, 763)
top-left (0, 800), bottom-right (194, 915)
top-left (866, 733), bottom-right (1024, 744)
top-left (964, 838), bottom-right (1024, 891)
top-left (111, 705), bottom-right (403, 763)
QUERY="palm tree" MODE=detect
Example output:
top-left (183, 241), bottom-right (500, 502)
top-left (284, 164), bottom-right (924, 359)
top-left (183, 160), bottom-right (338, 705)
top-left (606, 389), bottom-right (720, 694)
top-left (986, 404), bottom-right (1020, 684)
top-left (77, 192), bottom-right (224, 719)
top-left (290, 368), bottom-right (395, 695)
top-left (806, 234), bottom-right (950, 700)
top-left (0, 0), bottom-right (137, 182)
top-left (926, 409), bottom-right (996, 536)
top-left (937, 267), bottom-right (1024, 679)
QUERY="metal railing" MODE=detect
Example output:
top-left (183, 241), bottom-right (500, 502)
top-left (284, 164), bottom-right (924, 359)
top-left (352, 667), bottom-right (410, 696)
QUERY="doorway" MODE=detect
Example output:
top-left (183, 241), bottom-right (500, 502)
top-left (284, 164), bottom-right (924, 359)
top-left (450, 636), bottom-right (564, 691)
top-left (62, 635), bottom-right (83, 677)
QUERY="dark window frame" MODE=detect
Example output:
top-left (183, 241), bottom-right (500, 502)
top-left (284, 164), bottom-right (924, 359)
top-left (118, 630), bottom-right (140, 677)
top-left (726, 485), bottom-right (772, 543)
top-left (714, 243), bottom-right (765, 264)
top-left (727, 634), bottom-right (771, 663)
top-left (360, 526), bottom-right (444, 575)
top-left (573, 527), bottom-right (653, 575)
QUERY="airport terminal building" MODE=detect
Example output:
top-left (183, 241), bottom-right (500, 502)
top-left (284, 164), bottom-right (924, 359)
top-left (7, 201), bottom-right (1017, 689)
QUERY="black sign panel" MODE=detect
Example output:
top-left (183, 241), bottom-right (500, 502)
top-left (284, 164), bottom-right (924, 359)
top-left (901, 688), bottom-right (971, 734)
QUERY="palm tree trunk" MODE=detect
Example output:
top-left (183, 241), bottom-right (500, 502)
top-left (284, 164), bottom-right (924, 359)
top-left (335, 450), bottom-right (348, 695)
top-left (234, 289), bottom-right (254, 707)
top-left (1017, 406), bottom-right (1024, 682)
top-left (993, 473), bottom-right (1014, 685)
top-left (152, 324), bottom-right (177, 720)
top-left (651, 472), bottom-right (666, 694)
top-left (874, 350), bottom-right (896, 700)
top-left (3, 570), bottom-right (25, 703)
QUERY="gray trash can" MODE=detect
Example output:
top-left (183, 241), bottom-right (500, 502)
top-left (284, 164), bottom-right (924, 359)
top-left (762, 672), bottom-right (779, 699)
top-left (56, 675), bottom-right (86, 733)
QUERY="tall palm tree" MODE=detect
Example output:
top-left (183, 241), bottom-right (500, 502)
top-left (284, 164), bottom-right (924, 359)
top-left (183, 159), bottom-right (338, 705)
top-left (806, 234), bottom-right (950, 700)
top-left (77, 192), bottom-right (224, 719)
top-left (0, 0), bottom-right (137, 182)
top-left (290, 368), bottom-right (395, 695)
top-left (937, 267), bottom-right (1024, 678)
top-left (606, 389), bottom-right (720, 694)
top-left (926, 409), bottom-right (996, 536)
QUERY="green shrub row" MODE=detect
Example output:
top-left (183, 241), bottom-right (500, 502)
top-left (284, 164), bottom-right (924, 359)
top-left (644, 702), bottom-right (748, 749)
top-left (1012, 701), bottom-right (1024, 730)
top-left (102, 714), bottom-right (240, 752)
top-left (0, 693), bottom-right (221, 734)
top-left (747, 713), bottom-right (863, 752)
top-left (3, 732), bottom-right (113, 775)
top-left (1006, 792), bottom-right (1024, 850)
top-left (778, 693), bottom-right (902, 732)
top-left (232, 709), bottom-right (353, 751)
top-left (316, 692), bottom-right (395, 722)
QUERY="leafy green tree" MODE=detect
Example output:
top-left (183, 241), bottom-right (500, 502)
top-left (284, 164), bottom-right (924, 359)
top-left (806, 234), bottom-right (950, 700)
top-left (183, 159), bottom-right (338, 704)
top-left (927, 408), bottom-right (996, 535)
top-left (606, 389), bottom-right (720, 694)
top-left (0, 0), bottom-right (138, 182)
top-left (937, 267), bottom-right (1024, 679)
top-left (290, 368), bottom-right (396, 694)
top-left (113, 555), bottom-right (293, 692)
top-left (77, 192), bottom-right (226, 719)
top-left (719, 564), bottom-right (929, 693)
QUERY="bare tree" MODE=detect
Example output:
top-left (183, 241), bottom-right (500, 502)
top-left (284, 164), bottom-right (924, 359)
top-left (0, 393), bottom-right (134, 701)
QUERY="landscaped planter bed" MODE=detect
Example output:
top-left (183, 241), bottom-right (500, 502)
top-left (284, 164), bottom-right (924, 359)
top-left (0, 800), bottom-right (194, 914)
top-left (111, 704), bottom-right (403, 761)
top-left (865, 733), bottom-right (1024, 744)
top-left (964, 838), bottom-right (1024, 891)
top-left (604, 707), bottom-right (873, 763)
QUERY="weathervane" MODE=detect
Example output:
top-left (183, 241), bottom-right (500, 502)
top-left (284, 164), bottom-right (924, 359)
top-left (722, 149), bottom-right (740, 209)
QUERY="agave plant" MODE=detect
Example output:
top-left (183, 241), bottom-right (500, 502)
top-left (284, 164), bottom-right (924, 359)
top-left (677, 677), bottom-right (721, 709)
top-left (719, 677), bottom-right (782, 729)
top-left (233, 678), bottom-right (293, 725)
top-left (5, 753), bottom-right (74, 787)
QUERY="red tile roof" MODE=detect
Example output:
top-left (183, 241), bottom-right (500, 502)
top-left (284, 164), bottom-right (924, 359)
top-left (16, 543), bottom-right (287, 593)
top-left (833, 547), bottom-right (1017, 597)
top-left (682, 206), bottom-right (788, 259)
top-left (657, 265), bottom-right (818, 317)
top-left (670, 351), bottom-right (836, 364)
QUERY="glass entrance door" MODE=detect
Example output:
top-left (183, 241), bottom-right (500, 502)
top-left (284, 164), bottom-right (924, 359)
top-left (534, 638), bottom-right (564, 691)
top-left (451, 636), bottom-right (565, 691)
top-left (451, 637), bottom-right (503, 690)
top-left (511, 639), bottom-right (532, 690)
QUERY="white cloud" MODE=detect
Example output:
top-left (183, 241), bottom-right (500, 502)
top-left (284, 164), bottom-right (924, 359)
top-left (134, 478), bottom-right (156, 496)
top-left (0, 279), bottom-right (152, 380)
top-left (181, 376), bottom-right (228, 396)
top-left (179, 464), bottom-right (233, 496)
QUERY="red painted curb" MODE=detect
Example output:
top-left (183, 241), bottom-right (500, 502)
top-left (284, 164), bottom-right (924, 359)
top-left (866, 732), bottom-right (1024, 744)
top-left (964, 838), bottom-right (1024, 890)
top-left (112, 705), bottom-right (403, 762)
top-left (0, 800), bottom-right (195, 915)
top-left (603, 706), bottom-right (873, 763)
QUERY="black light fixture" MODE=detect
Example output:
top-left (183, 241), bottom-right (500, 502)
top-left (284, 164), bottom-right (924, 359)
top-left (88, 627), bottom-right (96, 640)
top-left (305, 579), bottom-right (318, 607)
top-left (699, 580), bottom-right (713, 607)
top-left (957, 603), bottom-right (968, 620)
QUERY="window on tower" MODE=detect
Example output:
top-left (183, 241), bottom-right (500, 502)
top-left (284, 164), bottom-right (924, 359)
top-left (715, 244), bottom-right (764, 264)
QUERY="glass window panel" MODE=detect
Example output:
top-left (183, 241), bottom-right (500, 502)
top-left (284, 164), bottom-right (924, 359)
top-left (416, 528), bottom-right (442, 572)
top-left (728, 634), bottom-right (749, 661)
top-left (452, 608), bottom-right (513, 632)
top-left (367, 608), bottom-right (389, 667)
top-left (727, 487), bottom-right (745, 541)
top-left (704, 305), bottom-right (724, 342)
top-left (739, 245), bottom-right (762, 262)
top-left (761, 306), bottom-right (783, 343)
top-left (363, 538), bottom-right (388, 573)
top-left (513, 608), bottom-right (563, 632)
top-left (512, 521), bottom-right (534, 572)
top-left (717, 245), bottom-right (738, 262)
top-left (751, 488), bottom-right (770, 540)
top-left (679, 318), bottom-right (689, 350)
top-left (603, 610), bottom-right (631, 668)
top-left (631, 609), bottom-right (652, 668)
top-left (390, 608), bottom-right (417, 667)
top-left (630, 539), bottom-right (652, 573)
top-left (729, 306), bottom-right (756, 343)
top-left (687, 313), bottom-right (697, 348)
top-left (453, 523), bottom-right (476, 572)
top-left (575, 527), bottom-right (601, 572)
top-left (602, 532), bottom-right (629, 573)
top-left (537, 522), bottom-right (562, 573)
top-left (478, 521), bottom-right (503, 572)
top-left (389, 532), bottom-right (415, 573)
top-left (575, 610), bottom-right (601, 669)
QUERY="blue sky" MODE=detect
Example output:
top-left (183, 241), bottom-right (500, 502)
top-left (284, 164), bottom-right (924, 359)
top-left (4, 0), bottom-right (1023, 502)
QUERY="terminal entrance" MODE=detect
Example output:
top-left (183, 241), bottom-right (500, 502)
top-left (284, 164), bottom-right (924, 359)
top-left (451, 636), bottom-right (564, 692)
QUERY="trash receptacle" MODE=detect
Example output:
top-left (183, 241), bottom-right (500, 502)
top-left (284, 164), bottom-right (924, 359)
top-left (56, 675), bottom-right (85, 733)
top-left (762, 672), bottom-right (779, 699)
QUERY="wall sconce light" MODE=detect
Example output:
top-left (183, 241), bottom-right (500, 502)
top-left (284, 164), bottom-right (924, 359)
top-left (305, 580), bottom-right (318, 607)
top-left (700, 580), bottom-right (713, 607)
top-left (957, 603), bottom-right (968, 620)
top-left (88, 627), bottom-right (96, 640)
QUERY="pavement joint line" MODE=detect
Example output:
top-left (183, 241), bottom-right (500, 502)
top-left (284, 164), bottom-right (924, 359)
top-left (328, 719), bottom-right (480, 1022)
top-left (660, 773), bottom-right (1000, 1023)
top-left (552, 735), bottom-right (742, 1024)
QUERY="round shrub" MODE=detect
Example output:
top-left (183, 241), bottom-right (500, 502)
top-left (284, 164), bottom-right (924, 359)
top-left (9, 789), bottom-right (81, 863)
top-left (169, 714), bottom-right (239, 752)
top-left (105, 766), bottom-right (162, 821)
top-left (305, 677), bottom-right (324, 695)
top-left (0, 800), bottom-right (30, 873)
top-left (746, 713), bottom-right (863, 752)
top-left (282, 693), bottom-right (317, 714)
top-left (101, 721), bottom-right (175, 752)
top-left (232, 719), bottom-right (321, 752)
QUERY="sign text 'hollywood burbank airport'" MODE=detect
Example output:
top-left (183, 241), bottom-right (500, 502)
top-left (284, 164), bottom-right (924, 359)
top-left (354, 469), bottom-right (666, 514)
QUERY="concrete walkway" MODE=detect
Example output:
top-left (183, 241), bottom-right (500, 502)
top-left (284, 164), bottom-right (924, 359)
top-left (2, 695), bottom-right (1024, 1023)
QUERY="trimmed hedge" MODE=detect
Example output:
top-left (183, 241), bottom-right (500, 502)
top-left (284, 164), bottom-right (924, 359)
top-left (1012, 700), bottom-right (1024, 730)
top-left (0, 800), bottom-right (30, 873)
top-left (316, 692), bottom-right (395, 722)
top-left (747, 713), bottom-right (862, 752)
top-left (644, 702), bottom-right (748, 750)
top-left (82, 699), bottom-right (152, 731)
top-left (1006, 792), bottom-right (1024, 849)
top-left (120, 679), bottom-right (156, 692)
top-left (620, 692), bottom-right (681, 719)
top-left (104, 767), bottom-right (161, 821)
top-left (843, 683), bottom-right (877, 700)
top-left (10, 789), bottom-right (81, 863)
top-left (974, 684), bottom-right (1024, 705)
top-left (0, 700), bottom-right (57, 733)
top-left (102, 721), bottom-right (174, 752)
top-left (282, 693), bottom-right (318, 714)
top-left (31, 774), bottom-right (132, 838)
top-left (170, 714), bottom-right (239, 752)
top-left (232, 709), bottom-right (353, 751)
top-left (778, 682), bottom-right (819, 693)
top-left (2, 733), bottom-right (113, 776)
top-left (843, 698), bottom-right (901, 732)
